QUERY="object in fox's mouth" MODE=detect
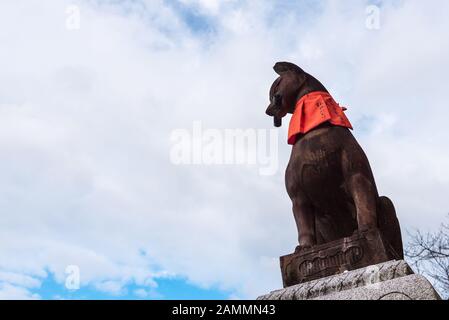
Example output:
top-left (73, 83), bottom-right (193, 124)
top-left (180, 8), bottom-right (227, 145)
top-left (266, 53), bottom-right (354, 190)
top-left (274, 117), bottom-right (282, 127)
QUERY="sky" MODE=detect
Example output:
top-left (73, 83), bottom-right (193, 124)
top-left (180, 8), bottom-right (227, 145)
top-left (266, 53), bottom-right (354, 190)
top-left (0, 0), bottom-right (448, 299)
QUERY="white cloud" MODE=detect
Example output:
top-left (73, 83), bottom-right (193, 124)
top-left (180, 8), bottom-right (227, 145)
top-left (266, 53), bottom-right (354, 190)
top-left (0, 0), bottom-right (448, 299)
top-left (0, 271), bottom-right (41, 289)
top-left (0, 283), bottom-right (40, 300)
top-left (133, 287), bottom-right (162, 299)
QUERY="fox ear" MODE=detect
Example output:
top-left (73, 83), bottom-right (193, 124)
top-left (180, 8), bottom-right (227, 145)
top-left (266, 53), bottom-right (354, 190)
top-left (273, 62), bottom-right (304, 75)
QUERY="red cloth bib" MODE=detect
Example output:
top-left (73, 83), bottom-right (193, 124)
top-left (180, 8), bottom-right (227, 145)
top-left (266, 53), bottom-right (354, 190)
top-left (287, 91), bottom-right (353, 145)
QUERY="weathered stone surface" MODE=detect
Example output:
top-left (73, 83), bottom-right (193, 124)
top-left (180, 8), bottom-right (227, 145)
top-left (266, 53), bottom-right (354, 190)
top-left (281, 228), bottom-right (402, 287)
top-left (315, 275), bottom-right (440, 300)
top-left (257, 260), bottom-right (441, 300)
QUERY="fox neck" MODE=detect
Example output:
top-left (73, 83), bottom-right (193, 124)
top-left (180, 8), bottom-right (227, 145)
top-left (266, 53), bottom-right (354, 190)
top-left (290, 74), bottom-right (329, 114)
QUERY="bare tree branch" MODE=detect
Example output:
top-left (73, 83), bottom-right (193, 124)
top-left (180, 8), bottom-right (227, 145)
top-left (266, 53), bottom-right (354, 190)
top-left (405, 214), bottom-right (449, 299)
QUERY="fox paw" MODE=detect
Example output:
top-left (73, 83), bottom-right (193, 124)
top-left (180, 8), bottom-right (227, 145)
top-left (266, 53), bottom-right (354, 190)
top-left (294, 245), bottom-right (312, 254)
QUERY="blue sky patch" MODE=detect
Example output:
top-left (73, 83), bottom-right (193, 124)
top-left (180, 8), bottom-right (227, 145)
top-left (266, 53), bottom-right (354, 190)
top-left (36, 273), bottom-right (231, 300)
top-left (165, 0), bottom-right (216, 35)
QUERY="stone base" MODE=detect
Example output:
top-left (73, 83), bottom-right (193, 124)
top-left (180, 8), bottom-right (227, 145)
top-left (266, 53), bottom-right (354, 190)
top-left (281, 228), bottom-right (401, 287)
top-left (257, 260), bottom-right (441, 300)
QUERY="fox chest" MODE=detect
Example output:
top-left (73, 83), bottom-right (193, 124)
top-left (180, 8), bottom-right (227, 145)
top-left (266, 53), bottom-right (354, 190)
top-left (285, 144), bottom-right (345, 200)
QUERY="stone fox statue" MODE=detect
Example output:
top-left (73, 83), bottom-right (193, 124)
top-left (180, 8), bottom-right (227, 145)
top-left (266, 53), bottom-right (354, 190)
top-left (266, 61), bottom-right (403, 258)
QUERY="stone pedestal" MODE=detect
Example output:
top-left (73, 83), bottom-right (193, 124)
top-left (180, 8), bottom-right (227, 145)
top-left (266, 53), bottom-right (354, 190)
top-left (281, 229), bottom-right (401, 287)
top-left (257, 260), bottom-right (441, 300)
